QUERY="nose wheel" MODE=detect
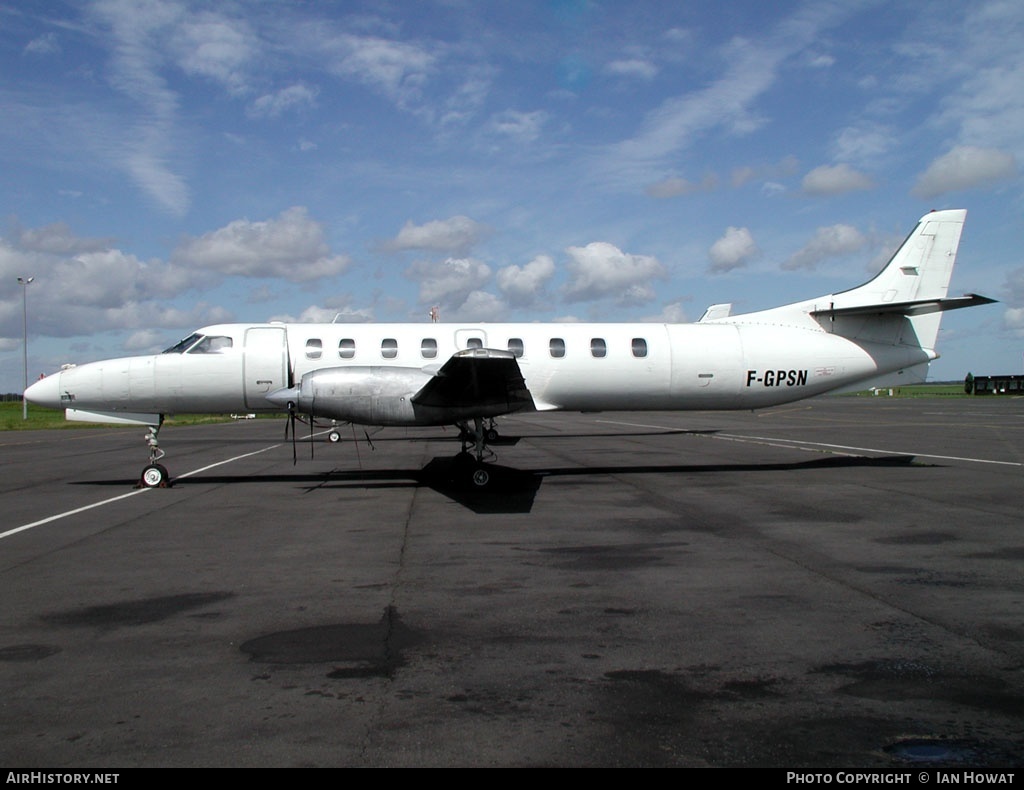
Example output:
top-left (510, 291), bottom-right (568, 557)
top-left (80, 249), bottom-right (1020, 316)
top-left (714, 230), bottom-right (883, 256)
top-left (138, 419), bottom-right (170, 488)
top-left (141, 463), bottom-right (169, 488)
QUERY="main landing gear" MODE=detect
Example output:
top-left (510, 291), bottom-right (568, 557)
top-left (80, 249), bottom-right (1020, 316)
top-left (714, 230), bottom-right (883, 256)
top-left (454, 417), bottom-right (499, 488)
top-left (139, 419), bottom-right (169, 488)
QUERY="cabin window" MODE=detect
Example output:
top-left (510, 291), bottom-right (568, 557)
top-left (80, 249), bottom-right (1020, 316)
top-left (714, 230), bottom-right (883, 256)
top-left (339, 338), bottom-right (356, 359)
top-left (381, 338), bottom-right (398, 359)
top-left (305, 339), bottom-right (323, 360)
top-left (466, 337), bottom-right (483, 350)
top-left (188, 335), bottom-right (233, 354)
top-left (421, 338), bottom-right (438, 359)
top-left (590, 338), bottom-right (607, 358)
top-left (631, 337), bottom-right (648, 358)
top-left (549, 338), bottom-right (565, 358)
top-left (507, 338), bottom-right (524, 358)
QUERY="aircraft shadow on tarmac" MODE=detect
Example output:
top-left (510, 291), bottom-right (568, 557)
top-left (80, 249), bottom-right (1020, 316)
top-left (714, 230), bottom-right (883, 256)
top-left (75, 449), bottom-right (922, 515)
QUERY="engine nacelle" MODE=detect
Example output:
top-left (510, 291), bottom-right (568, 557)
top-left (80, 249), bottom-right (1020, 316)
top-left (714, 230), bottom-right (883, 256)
top-left (291, 366), bottom-right (434, 425)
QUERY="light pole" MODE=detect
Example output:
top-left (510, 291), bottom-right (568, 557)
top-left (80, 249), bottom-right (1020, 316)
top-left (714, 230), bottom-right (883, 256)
top-left (18, 276), bottom-right (34, 420)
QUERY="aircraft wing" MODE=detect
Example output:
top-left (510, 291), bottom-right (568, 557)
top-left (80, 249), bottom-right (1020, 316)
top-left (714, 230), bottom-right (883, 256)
top-left (411, 348), bottom-right (535, 416)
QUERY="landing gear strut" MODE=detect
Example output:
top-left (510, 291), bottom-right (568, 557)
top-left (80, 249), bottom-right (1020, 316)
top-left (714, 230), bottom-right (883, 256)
top-left (455, 417), bottom-right (498, 488)
top-left (139, 418), bottom-right (169, 488)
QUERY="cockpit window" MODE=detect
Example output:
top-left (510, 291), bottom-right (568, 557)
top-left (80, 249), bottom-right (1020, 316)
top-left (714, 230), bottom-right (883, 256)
top-left (162, 333), bottom-right (204, 354)
top-left (187, 335), bottom-right (233, 354)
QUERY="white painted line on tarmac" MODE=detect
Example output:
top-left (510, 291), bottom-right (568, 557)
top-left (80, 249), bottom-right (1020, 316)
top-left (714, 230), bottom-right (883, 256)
top-left (597, 419), bottom-right (1022, 468)
top-left (717, 434), bottom-right (1023, 467)
top-left (0, 443), bottom-right (282, 542)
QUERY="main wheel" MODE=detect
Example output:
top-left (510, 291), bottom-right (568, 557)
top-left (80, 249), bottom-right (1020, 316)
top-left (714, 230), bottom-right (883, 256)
top-left (485, 427), bottom-right (499, 442)
top-left (327, 430), bottom-right (342, 443)
top-left (141, 463), bottom-right (169, 488)
top-left (471, 466), bottom-right (491, 487)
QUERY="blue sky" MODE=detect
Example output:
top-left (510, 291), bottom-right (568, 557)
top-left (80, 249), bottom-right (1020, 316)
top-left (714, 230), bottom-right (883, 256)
top-left (1, 0), bottom-right (1022, 392)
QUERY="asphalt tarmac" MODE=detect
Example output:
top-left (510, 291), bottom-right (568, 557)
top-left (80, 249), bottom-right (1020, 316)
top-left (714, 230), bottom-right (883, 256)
top-left (1, 397), bottom-right (1022, 767)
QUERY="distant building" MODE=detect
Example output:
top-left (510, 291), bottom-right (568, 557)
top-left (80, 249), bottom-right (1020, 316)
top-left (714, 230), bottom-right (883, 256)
top-left (967, 374), bottom-right (1024, 395)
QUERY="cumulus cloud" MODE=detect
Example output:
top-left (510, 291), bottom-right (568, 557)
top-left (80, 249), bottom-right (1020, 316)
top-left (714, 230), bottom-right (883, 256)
top-left (384, 216), bottom-right (490, 256)
top-left (444, 290), bottom-right (509, 322)
top-left (1003, 307), bottom-right (1024, 337)
top-left (708, 227), bottom-right (758, 273)
top-left (404, 257), bottom-right (492, 307)
top-left (563, 242), bottom-right (666, 305)
top-left (172, 207), bottom-right (351, 281)
top-left (9, 222), bottom-right (114, 255)
top-left (267, 300), bottom-right (374, 324)
top-left (641, 301), bottom-right (689, 323)
top-left (496, 255), bottom-right (555, 306)
top-left (801, 163), bottom-right (875, 195)
top-left (782, 224), bottom-right (868, 271)
top-left (912, 146), bottom-right (1018, 198)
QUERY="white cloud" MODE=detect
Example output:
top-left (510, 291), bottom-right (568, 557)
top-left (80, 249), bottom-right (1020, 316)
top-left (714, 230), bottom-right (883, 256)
top-left (172, 207), bottom-right (351, 281)
top-left (322, 33), bottom-right (436, 107)
top-left (605, 59), bottom-right (658, 80)
top-left (801, 164), bottom-right (875, 196)
top-left (488, 110), bottom-right (547, 142)
top-left (445, 290), bottom-right (509, 322)
top-left (24, 33), bottom-right (60, 56)
top-left (708, 227), bottom-right (758, 273)
top-left (1003, 307), bottom-right (1024, 337)
top-left (912, 146), bottom-right (1018, 198)
top-left (404, 257), bottom-right (492, 307)
top-left (782, 224), bottom-right (867, 271)
top-left (496, 255), bottom-right (555, 306)
top-left (10, 222), bottom-right (114, 255)
top-left (563, 242), bottom-right (666, 304)
top-left (831, 123), bottom-right (893, 164)
top-left (645, 173), bottom-right (717, 198)
top-left (90, 0), bottom-right (191, 215)
top-left (249, 84), bottom-right (318, 118)
top-left (641, 301), bottom-right (689, 323)
top-left (171, 11), bottom-right (256, 95)
top-left (385, 216), bottom-right (490, 256)
top-left (267, 302), bottom-right (374, 324)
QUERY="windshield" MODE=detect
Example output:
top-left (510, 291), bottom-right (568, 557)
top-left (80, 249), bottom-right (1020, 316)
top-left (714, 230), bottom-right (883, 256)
top-left (162, 333), bottom-right (203, 354)
top-left (187, 335), bottom-right (233, 353)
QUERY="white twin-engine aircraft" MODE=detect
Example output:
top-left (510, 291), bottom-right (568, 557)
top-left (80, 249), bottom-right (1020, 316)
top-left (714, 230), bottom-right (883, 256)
top-left (26, 209), bottom-right (994, 488)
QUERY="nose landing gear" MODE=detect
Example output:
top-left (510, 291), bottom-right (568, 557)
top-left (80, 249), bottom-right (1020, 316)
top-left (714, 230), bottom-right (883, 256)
top-left (138, 419), bottom-right (169, 488)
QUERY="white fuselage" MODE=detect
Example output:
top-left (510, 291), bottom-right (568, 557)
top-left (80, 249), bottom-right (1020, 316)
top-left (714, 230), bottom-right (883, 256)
top-left (28, 318), bottom-right (932, 423)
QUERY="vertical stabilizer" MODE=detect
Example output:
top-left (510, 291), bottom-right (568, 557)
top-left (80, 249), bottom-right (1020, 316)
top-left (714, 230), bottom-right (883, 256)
top-left (832, 208), bottom-right (966, 311)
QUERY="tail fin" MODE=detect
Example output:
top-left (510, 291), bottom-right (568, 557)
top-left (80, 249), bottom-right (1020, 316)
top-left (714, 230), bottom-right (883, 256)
top-left (833, 208), bottom-right (966, 310)
top-left (810, 209), bottom-right (993, 352)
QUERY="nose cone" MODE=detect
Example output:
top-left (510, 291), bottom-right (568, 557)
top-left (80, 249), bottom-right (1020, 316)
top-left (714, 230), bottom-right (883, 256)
top-left (25, 372), bottom-right (63, 409)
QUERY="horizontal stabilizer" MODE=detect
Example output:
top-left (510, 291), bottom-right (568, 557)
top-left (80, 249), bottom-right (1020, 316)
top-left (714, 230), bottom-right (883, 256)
top-left (810, 293), bottom-right (996, 319)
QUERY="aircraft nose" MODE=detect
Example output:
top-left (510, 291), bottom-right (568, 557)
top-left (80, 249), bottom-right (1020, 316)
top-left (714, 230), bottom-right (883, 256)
top-left (24, 372), bottom-right (63, 409)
